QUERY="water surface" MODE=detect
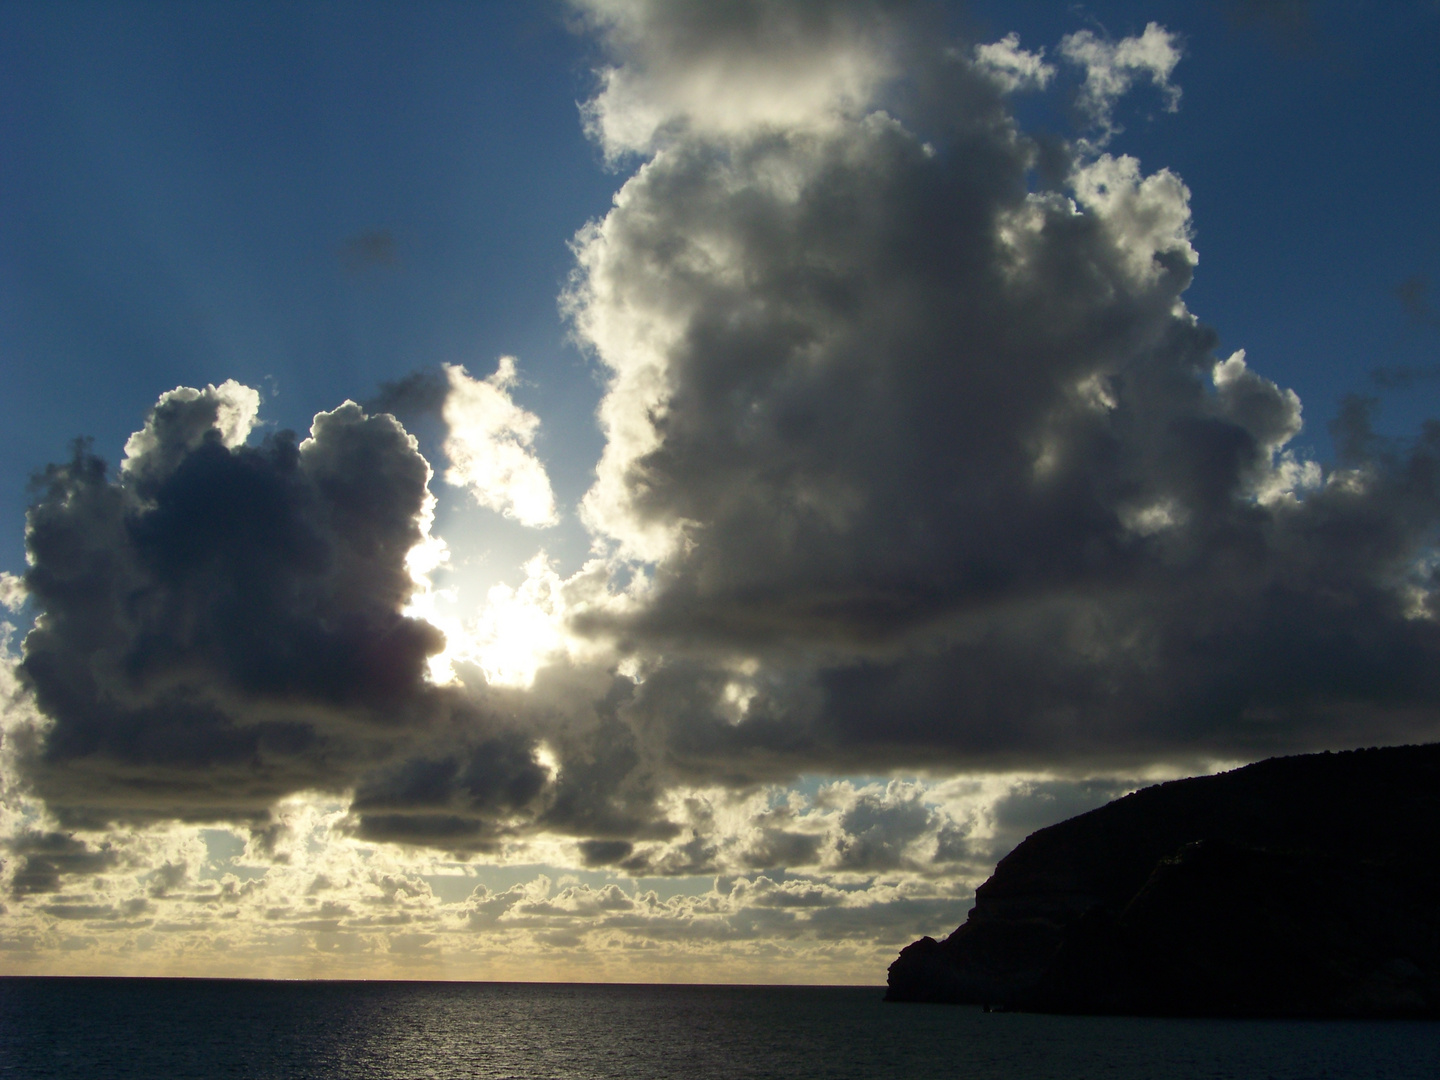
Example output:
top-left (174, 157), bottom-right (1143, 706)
top-left (2, 978), bottom-right (1437, 1079)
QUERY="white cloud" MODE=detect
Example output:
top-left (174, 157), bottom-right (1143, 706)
top-left (0, 572), bottom-right (25, 612)
top-left (973, 33), bottom-right (1054, 94)
top-left (572, 0), bottom-right (906, 159)
top-left (441, 358), bottom-right (558, 527)
top-left (1060, 22), bottom-right (1182, 142)
top-left (1069, 152), bottom-right (1195, 281)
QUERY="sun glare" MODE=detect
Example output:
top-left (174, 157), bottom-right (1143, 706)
top-left (406, 541), bottom-right (573, 690)
top-left (470, 554), bottom-right (569, 688)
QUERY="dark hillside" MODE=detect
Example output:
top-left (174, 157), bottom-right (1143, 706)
top-left (886, 744), bottom-right (1440, 1016)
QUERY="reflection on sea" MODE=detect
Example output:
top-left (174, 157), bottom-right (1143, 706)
top-left (2, 978), bottom-right (1437, 1079)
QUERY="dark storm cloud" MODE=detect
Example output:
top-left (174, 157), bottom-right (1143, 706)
top-left (13, 386), bottom-right (472, 828)
top-left (347, 729), bottom-right (554, 853)
top-left (6, 831), bottom-right (117, 895)
top-left (6, 383), bottom-right (662, 853)
top-left (565, 0), bottom-right (1440, 779)
top-left (534, 685), bottom-right (682, 845)
top-left (577, 838), bottom-right (634, 867)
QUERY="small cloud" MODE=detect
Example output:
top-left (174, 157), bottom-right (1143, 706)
top-left (1396, 274), bottom-right (1440, 331)
top-left (147, 861), bottom-right (189, 899)
top-left (1219, 0), bottom-right (1316, 51)
top-left (1369, 276), bottom-right (1440, 387)
top-left (339, 229), bottom-right (400, 273)
top-left (0, 571), bottom-right (26, 612)
top-left (366, 367), bottom-right (451, 424)
top-left (973, 34), bottom-right (1054, 95)
top-left (578, 839), bottom-right (634, 867)
top-left (1372, 363), bottom-right (1440, 390)
top-left (442, 359), bottom-right (559, 527)
top-left (1061, 22), bottom-right (1182, 143)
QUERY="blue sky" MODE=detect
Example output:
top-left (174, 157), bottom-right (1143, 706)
top-left (2, 0), bottom-right (1439, 982)
top-left (1, 2), bottom-right (616, 579)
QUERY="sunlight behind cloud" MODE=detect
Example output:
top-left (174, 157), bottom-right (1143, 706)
top-left (471, 554), bottom-right (570, 688)
top-left (399, 489), bottom-right (460, 685)
top-left (412, 552), bottom-right (574, 690)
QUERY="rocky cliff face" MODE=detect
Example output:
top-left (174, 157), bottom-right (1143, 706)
top-left (886, 744), bottom-right (1440, 1016)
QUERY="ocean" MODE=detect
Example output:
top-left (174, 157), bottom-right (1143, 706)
top-left (1, 978), bottom-right (1437, 1079)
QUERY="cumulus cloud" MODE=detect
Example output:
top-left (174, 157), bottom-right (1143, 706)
top-left (15, 390), bottom-right (454, 826)
top-left (120, 380), bottom-right (261, 484)
top-left (563, 0), bottom-right (1440, 781)
top-left (1, 773), bottom-right (1138, 981)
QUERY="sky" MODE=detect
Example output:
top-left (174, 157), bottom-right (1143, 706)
top-left (0, 0), bottom-right (1438, 984)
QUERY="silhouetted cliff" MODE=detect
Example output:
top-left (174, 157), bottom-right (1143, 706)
top-left (886, 744), bottom-right (1440, 1016)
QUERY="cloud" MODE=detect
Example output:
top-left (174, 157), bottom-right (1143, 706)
top-left (15, 390), bottom-right (456, 826)
top-left (3, 3), bottom-right (1440, 970)
top-left (0, 382), bottom-right (646, 853)
top-left (1396, 274), bottom-right (1440, 331)
top-left (1220, 0), bottom-right (1316, 52)
top-left (562, 0), bottom-right (1440, 780)
top-left (119, 380), bottom-right (260, 485)
top-left (1372, 364), bottom-right (1440, 390)
top-left (365, 368), bottom-right (452, 425)
top-left (1060, 22), bottom-right (1182, 142)
top-left (0, 572), bottom-right (25, 613)
top-left (0, 765), bottom-right (1176, 981)
top-left (440, 359), bottom-right (558, 528)
top-left (572, 0), bottom-right (913, 160)
top-left (339, 229), bottom-right (400, 272)
top-left (973, 34), bottom-right (1054, 95)
top-left (6, 831), bottom-right (117, 895)
top-left (346, 731), bottom-right (557, 852)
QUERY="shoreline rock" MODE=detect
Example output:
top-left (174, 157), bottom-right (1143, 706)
top-left (885, 744), bottom-right (1440, 1017)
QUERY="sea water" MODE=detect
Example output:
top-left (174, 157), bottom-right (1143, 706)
top-left (2, 978), bottom-right (1437, 1079)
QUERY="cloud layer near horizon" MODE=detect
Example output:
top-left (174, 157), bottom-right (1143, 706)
top-left (3, 0), bottom-right (1440, 976)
